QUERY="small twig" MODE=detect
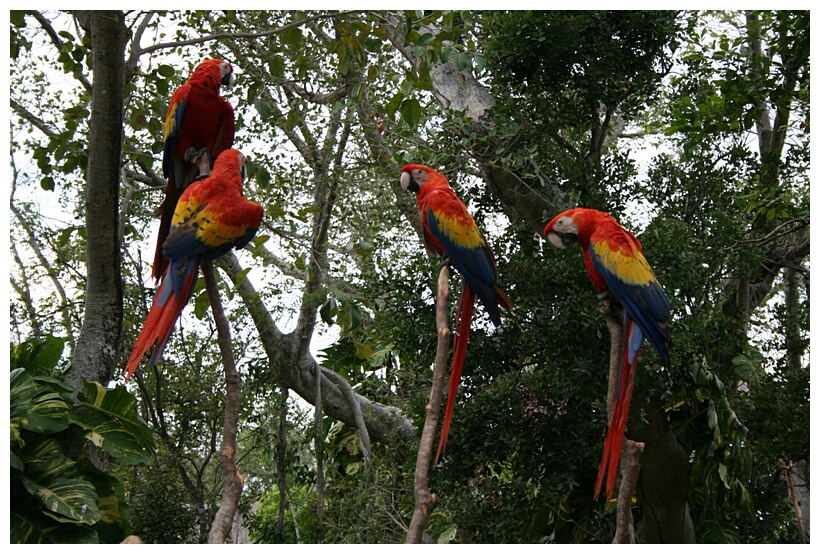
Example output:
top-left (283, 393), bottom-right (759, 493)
top-left (201, 259), bottom-right (244, 544)
top-left (406, 265), bottom-right (451, 544)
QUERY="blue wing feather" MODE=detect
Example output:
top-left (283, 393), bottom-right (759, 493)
top-left (590, 247), bottom-right (671, 367)
top-left (427, 208), bottom-right (502, 326)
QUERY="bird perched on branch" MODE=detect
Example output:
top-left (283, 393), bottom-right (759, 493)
top-left (543, 207), bottom-right (670, 501)
top-left (401, 164), bottom-right (513, 465)
top-left (153, 58), bottom-right (236, 282)
top-left (125, 149), bottom-right (263, 382)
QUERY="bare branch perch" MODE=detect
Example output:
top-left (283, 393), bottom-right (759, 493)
top-left (407, 265), bottom-right (451, 544)
top-left (201, 259), bottom-right (244, 544)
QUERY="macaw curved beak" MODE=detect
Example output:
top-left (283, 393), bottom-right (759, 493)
top-left (400, 171), bottom-right (420, 193)
top-left (546, 230), bottom-right (577, 250)
top-left (221, 63), bottom-right (235, 88)
top-left (238, 152), bottom-right (247, 181)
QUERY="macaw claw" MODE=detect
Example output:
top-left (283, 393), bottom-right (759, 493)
top-left (185, 147), bottom-right (213, 177)
top-left (438, 255), bottom-right (453, 269)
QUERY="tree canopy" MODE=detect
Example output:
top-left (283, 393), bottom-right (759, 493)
top-left (9, 10), bottom-right (809, 544)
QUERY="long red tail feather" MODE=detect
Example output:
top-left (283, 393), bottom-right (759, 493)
top-left (434, 284), bottom-right (475, 466)
top-left (124, 262), bottom-right (199, 381)
top-left (594, 318), bottom-right (640, 501)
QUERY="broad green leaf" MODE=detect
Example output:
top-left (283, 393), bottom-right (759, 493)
top-left (437, 524), bottom-right (458, 544)
top-left (235, 267), bottom-right (251, 287)
top-left (10, 508), bottom-right (99, 544)
top-left (254, 97), bottom-right (272, 122)
top-left (194, 289), bottom-right (210, 319)
top-left (10, 368), bottom-right (71, 435)
top-left (320, 297), bottom-right (338, 325)
top-left (17, 439), bottom-right (100, 525)
top-left (156, 64), bottom-right (175, 78)
top-left (39, 176), bottom-right (55, 191)
top-left (268, 56), bottom-right (285, 78)
top-left (399, 98), bottom-right (422, 128)
top-left (74, 382), bottom-right (155, 465)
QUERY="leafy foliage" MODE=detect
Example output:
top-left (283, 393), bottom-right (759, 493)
top-left (10, 336), bottom-right (155, 543)
top-left (9, 9), bottom-right (809, 544)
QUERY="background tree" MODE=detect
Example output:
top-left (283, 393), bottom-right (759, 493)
top-left (10, 9), bottom-right (808, 544)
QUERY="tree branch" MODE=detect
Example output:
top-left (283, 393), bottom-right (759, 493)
top-left (32, 11), bottom-right (93, 94)
top-left (216, 252), bottom-right (416, 444)
top-left (202, 259), bottom-right (244, 544)
top-left (406, 265), bottom-right (451, 544)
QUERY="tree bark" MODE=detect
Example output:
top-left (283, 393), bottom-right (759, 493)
top-left (217, 253), bottom-right (416, 445)
top-left (202, 260), bottom-right (244, 544)
top-left (69, 10), bottom-right (127, 390)
top-left (633, 397), bottom-right (696, 543)
top-left (276, 385), bottom-right (289, 540)
top-left (407, 266), bottom-right (451, 544)
top-left (314, 353), bottom-right (325, 543)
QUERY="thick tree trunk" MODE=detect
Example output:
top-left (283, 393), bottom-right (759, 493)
top-left (633, 397), bottom-right (696, 543)
top-left (69, 10), bottom-right (127, 390)
top-left (217, 253), bottom-right (416, 445)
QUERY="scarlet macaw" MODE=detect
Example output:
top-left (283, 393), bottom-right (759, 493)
top-left (153, 58), bottom-right (236, 282)
top-left (543, 207), bottom-right (670, 501)
top-left (401, 164), bottom-right (513, 464)
top-left (125, 149), bottom-right (263, 381)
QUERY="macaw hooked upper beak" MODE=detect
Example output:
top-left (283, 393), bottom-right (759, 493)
top-left (400, 171), bottom-right (420, 193)
top-left (221, 63), bottom-right (234, 88)
top-left (238, 151), bottom-right (247, 181)
top-left (546, 230), bottom-right (577, 250)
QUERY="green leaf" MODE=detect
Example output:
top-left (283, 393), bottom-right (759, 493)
top-left (437, 524), bottom-right (458, 544)
top-left (17, 439), bottom-right (100, 525)
top-left (40, 176), bottom-right (55, 191)
top-left (10, 10), bottom-right (27, 27)
top-left (254, 98), bottom-right (272, 122)
top-left (385, 91), bottom-right (405, 117)
top-left (10, 368), bottom-right (71, 435)
top-left (252, 234), bottom-right (270, 247)
top-left (399, 98), bottom-right (422, 128)
top-left (156, 64), bottom-right (175, 78)
top-left (284, 109), bottom-right (301, 131)
top-left (194, 289), bottom-right (210, 319)
top-left (320, 298), bottom-right (338, 325)
top-left (255, 164), bottom-right (271, 186)
top-left (74, 382), bottom-right (155, 465)
top-left (268, 56), bottom-right (286, 78)
top-left (10, 335), bottom-right (65, 374)
top-left (235, 267), bottom-right (251, 287)
top-left (10, 508), bottom-right (99, 544)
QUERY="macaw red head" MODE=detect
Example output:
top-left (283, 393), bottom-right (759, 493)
top-left (400, 164), bottom-right (445, 194)
top-left (543, 208), bottom-right (585, 250)
top-left (212, 148), bottom-right (247, 182)
top-left (191, 58), bottom-right (235, 89)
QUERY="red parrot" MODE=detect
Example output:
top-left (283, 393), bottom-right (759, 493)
top-left (543, 207), bottom-right (670, 501)
top-left (125, 149), bottom-right (263, 382)
top-left (153, 58), bottom-right (236, 282)
top-left (401, 164), bottom-right (513, 465)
